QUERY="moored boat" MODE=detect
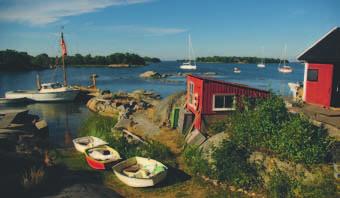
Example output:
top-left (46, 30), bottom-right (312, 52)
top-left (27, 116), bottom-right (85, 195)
top-left (278, 65), bottom-right (293, 73)
top-left (233, 67), bottom-right (241, 73)
top-left (85, 145), bottom-right (121, 170)
top-left (73, 136), bottom-right (108, 153)
top-left (5, 30), bottom-right (79, 102)
top-left (0, 97), bottom-right (30, 104)
top-left (112, 156), bottom-right (168, 187)
top-left (180, 34), bottom-right (197, 70)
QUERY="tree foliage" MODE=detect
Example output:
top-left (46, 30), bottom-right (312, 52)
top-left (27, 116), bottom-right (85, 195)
top-left (196, 56), bottom-right (286, 64)
top-left (0, 49), bottom-right (161, 71)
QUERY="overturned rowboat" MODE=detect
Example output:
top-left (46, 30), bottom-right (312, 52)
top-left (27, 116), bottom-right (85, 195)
top-left (112, 157), bottom-right (168, 187)
top-left (72, 136), bottom-right (108, 153)
top-left (85, 145), bottom-right (121, 170)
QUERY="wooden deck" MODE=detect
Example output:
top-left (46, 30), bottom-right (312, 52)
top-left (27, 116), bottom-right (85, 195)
top-left (289, 103), bottom-right (340, 128)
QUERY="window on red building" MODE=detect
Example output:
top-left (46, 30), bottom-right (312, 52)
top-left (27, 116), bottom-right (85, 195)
top-left (213, 95), bottom-right (236, 111)
top-left (307, 69), bottom-right (318, 81)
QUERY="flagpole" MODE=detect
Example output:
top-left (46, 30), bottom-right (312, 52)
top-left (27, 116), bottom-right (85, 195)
top-left (61, 31), bottom-right (68, 87)
top-left (62, 55), bottom-right (67, 86)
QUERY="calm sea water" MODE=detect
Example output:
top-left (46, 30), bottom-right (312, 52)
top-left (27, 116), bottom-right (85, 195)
top-left (0, 61), bottom-right (304, 147)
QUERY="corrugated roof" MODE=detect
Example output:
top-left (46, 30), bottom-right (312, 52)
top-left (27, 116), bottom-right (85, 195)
top-left (297, 27), bottom-right (340, 63)
top-left (188, 74), bottom-right (269, 93)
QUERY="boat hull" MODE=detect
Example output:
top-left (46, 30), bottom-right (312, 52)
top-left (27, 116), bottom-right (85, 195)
top-left (84, 145), bottom-right (121, 170)
top-left (5, 90), bottom-right (79, 102)
top-left (180, 65), bottom-right (197, 70)
top-left (0, 97), bottom-right (30, 104)
top-left (113, 157), bottom-right (168, 187)
top-left (73, 136), bottom-right (108, 153)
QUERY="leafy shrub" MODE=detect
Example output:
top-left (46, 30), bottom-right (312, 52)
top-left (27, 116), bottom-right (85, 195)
top-left (183, 145), bottom-right (211, 176)
top-left (230, 94), bottom-right (333, 164)
top-left (267, 170), bottom-right (295, 198)
top-left (301, 175), bottom-right (337, 198)
top-left (208, 120), bottom-right (227, 135)
top-left (212, 140), bottom-right (260, 189)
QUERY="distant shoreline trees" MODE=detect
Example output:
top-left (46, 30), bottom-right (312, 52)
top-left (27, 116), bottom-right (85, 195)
top-left (195, 56), bottom-right (287, 64)
top-left (0, 49), bottom-right (161, 71)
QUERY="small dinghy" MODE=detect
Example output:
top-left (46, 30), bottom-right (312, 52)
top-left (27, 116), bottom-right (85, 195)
top-left (72, 136), bottom-right (108, 153)
top-left (85, 145), bottom-right (121, 170)
top-left (113, 157), bottom-right (168, 187)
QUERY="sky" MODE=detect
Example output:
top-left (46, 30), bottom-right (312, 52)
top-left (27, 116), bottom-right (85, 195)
top-left (0, 0), bottom-right (339, 60)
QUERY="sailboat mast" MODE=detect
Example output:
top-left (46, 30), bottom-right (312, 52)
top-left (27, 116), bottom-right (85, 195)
top-left (283, 44), bottom-right (287, 66)
top-left (61, 31), bottom-right (68, 86)
top-left (188, 34), bottom-right (191, 64)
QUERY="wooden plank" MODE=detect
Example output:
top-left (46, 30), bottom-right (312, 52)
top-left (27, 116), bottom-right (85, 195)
top-left (122, 129), bottom-right (148, 145)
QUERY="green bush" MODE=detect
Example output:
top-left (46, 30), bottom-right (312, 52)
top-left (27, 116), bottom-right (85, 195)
top-left (230, 94), bottom-right (333, 164)
top-left (212, 140), bottom-right (260, 189)
top-left (183, 145), bottom-right (211, 176)
top-left (267, 170), bottom-right (295, 198)
top-left (299, 176), bottom-right (337, 198)
top-left (208, 120), bottom-right (227, 135)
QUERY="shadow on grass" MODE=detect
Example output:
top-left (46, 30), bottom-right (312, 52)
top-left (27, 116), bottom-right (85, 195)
top-left (153, 165), bottom-right (191, 188)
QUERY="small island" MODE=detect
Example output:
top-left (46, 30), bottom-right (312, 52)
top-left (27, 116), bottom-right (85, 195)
top-left (180, 56), bottom-right (288, 64)
top-left (0, 49), bottom-right (161, 71)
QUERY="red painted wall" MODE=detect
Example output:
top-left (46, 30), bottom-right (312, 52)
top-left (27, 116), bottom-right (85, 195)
top-left (201, 80), bottom-right (269, 115)
top-left (305, 63), bottom-right (334, 107)
top-left (186, 75), bottom-right (204, 130)
top-left (186, 75), bottom-right (269, 130)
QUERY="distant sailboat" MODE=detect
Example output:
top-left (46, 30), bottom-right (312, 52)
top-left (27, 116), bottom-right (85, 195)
top-left (180, 34), bottom-right (197, 70)
top-left (257, 47), bottom-right (266, 68)
top-left (233, 67), bottom-right (241, 73)
top-left (278, 44), bottom-right (293, 73)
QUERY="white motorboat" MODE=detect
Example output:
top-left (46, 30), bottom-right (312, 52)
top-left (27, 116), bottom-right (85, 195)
top-left (6, 83), bottom-right (79, 102)
top-left (180, 34), bottom-right (197, 70)
top-left (5, 31), bottom-right (79, 102)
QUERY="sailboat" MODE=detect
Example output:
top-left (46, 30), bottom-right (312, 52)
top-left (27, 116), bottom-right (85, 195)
top-left (257, 47), bottom-right (266, 68)
top-left (278, 44), bottom-right (293, 73)
top-left (180, 34), bottom-right (197, 70)
top-left (5, 31), bottom-right (79, 102)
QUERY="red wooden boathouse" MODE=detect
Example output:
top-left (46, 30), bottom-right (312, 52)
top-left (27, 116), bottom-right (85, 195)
top-left (186, 75), bottom-right (269, 131)
top-left (298, 27), bottom-right (340, 108)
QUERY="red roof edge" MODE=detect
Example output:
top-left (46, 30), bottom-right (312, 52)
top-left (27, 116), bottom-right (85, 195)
top-left (187, 74), bottom-right (270, 93)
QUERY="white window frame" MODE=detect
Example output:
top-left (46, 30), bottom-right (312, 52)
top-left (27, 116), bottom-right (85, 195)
top-left (212, 94), bottom-right (236, 111)
top-left (188, 81), bottom-right (194, 105)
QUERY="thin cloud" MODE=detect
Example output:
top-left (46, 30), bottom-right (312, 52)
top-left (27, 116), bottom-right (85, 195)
top-left (105, 25), bottom-right (188, 36)
top-left (0, 0), bottom-right (153, 25)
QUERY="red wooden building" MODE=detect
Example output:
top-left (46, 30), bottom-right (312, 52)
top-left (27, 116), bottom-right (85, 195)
top-left (298, 27), bottom-right (340, 108)
top-left (186, 75), bottom-right (269, 131)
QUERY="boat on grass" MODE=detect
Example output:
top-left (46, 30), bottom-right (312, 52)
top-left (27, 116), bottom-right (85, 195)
top-left (85, 145), bottom-right (121, 170)
top-left (113, 156), bottom-right (168, 187)
top-left (180, 34), bottom-right (197, 70)
top-left (73, 136), bottom-right (108, 153)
